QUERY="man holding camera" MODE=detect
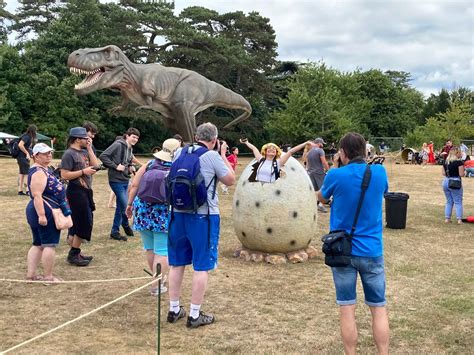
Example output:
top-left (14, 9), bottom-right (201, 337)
top-left (317, 132), bottom-right (389, 355)
top-left (100, 128), bottom-right (141, 241)
top-left (61, 127), bottom-right (99, 266)
top-left (167, 122), bottom-right (235, 329)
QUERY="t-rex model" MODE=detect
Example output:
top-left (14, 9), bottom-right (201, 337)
top-left (67, 45), bottom-right (252, 142)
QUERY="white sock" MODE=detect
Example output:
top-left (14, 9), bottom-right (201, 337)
top-left (170, 300), bottom-right (180, 314)
top-left (190, 303), bottom-right (201, 319)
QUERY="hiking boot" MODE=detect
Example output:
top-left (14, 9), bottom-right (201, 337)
top-left (317, 205), bottom-right (327, 213)
top-left (167, 306), bottom-right (186, 323)
top-left (67, 253), bottom-right (90, 266)
top-left (186, 311), bottom-right (215, 329)
top-left (122, 225), bottom-right (134, 237)
top-left (110, 232), bottom-right (127, 241)
top-left (80, 253), bottom-right (93, 261)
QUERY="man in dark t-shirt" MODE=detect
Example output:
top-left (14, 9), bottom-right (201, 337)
top-left (61, 127), bottom-right (99, 266)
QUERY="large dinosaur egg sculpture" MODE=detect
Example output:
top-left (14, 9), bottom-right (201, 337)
top-left (232, 157), bottom-right (318, 253)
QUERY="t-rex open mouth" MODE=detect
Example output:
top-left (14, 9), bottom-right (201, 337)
top-left (70, 67), bottom-right (105, 90)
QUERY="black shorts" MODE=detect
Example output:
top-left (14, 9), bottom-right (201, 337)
top-left (17, 157), bottom-right (30, 175)
top-left (67, 183), bottom-right (95, 241)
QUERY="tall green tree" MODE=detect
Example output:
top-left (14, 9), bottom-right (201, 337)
top-left (266, 62), bottom-right (372, 144)
top-left (405, 98), bottom-right (474, 148)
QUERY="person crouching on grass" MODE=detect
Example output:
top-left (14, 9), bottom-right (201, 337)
top-left (26, 143), bottom-right (67, 283)
top-left (125, 138), bottom-right (181, 296)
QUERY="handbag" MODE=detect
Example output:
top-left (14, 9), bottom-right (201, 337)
top-left (445, 164), bottom-right (462, 190)
top-left (321, 164), bottom-right (371, 267)
top-left (43, 199), bottom-right (73, 230)
top-left (448, 179), bottom-right (462, 189)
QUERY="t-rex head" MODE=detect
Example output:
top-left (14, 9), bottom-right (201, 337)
top-left (67, 45), bottom-right (126, 95)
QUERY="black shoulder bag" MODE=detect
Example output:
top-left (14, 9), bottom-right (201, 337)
top-left (321, 164), bottom-right (372, 267)
top-left (445, 163), bottom-right (462, 189)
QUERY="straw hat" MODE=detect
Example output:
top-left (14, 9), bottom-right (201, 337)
top-left (153, 138), bottom-right (181, 162)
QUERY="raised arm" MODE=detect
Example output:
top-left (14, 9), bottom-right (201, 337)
top-left (280, 141), bottom-right (312, 166)
top-left (240, 139), bottom-right (262, 161)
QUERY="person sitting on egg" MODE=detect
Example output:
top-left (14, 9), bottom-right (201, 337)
top-left (240, 138), bottom-right (312, 183)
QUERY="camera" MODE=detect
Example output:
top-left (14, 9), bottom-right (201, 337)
top-left (92, 164), bottom-right (106, 171)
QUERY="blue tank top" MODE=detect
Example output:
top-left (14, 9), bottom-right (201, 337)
top-left (27, 166), bottom-right (67, 207)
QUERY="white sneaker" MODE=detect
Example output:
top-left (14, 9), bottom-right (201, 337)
top-left (150, 285), bottom-right (167, 296)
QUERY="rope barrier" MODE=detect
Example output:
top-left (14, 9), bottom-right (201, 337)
top-left (0, 277), bottom-right (160, 354)
top-left (0, 275), bottom-right (153, 284)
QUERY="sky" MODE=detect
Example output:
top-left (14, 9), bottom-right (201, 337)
top-left (5, 0), bottom-right (474, 97)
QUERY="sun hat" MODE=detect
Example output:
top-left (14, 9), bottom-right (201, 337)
top-left (32, 143), bottom-right (54, 155)
top-left (313, 137), bottom-right (326, 145)
top-left (69, 127), bottom-right (89, 139)
top-left (153, 138), bottom-right (181, 162)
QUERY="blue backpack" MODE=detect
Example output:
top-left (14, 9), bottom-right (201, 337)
top-left (167, 145), bottom-right (216, 212)
top-left (137, 160), bottom-right (170, 204)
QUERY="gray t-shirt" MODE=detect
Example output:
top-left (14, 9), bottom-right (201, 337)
top-left (173, 145), bottom-right (230, 215)
top-left (61, 148), bottom-right (92, 189)
top-left (307, 147), bottom-right (325, 175)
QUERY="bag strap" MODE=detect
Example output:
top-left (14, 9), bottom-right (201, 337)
top-left (350, 164), bottom-right (372, 237)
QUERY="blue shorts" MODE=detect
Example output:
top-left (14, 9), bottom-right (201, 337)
top-left (26, 202), bottom-right (60, 247)
top-left (331, 256), bottom-right (386, 307)
top-left (168, 212), bottom-right (220, 271)
top-left (140, 230), bottom-right (168, 256)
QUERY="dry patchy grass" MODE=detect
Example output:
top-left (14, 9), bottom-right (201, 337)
top-left (0, 156), bottom-right (473, 354)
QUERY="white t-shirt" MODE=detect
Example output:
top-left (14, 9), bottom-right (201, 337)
top-left (256, 159), bottom-right (281, 183)
top-left (173, 145), bottom-right (230, 214)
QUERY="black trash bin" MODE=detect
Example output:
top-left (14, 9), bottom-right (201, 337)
top-left (384, 192), bottom-right (409, 229)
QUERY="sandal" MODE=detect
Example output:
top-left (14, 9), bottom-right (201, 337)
top-left (42, 275), bottom-right (63, 286)
top-left (26, 275), bottom-right (44, 282)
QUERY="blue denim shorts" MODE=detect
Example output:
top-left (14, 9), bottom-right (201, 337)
top-left (168, 212), bottom-right (220, 271)
top-left (331, 256), bottom-right (386, 307)
top-left (140, 230), bottom-right (168, 256)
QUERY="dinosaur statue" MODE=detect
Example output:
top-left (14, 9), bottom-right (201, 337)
top-left (67, 45), bottom-right (252, 142)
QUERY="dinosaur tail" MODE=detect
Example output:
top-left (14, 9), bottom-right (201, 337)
top-left (211, 86), bottom-right (252, 128)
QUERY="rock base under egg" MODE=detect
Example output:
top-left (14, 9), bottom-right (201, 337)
top-left (233, 245), bottom-right (319, 264)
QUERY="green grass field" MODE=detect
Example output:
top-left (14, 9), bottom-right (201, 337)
top-left (0, 156), bottom-right (472, 354)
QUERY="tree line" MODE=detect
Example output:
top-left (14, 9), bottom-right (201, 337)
top-left (1, 0), bottom-right (473, 152)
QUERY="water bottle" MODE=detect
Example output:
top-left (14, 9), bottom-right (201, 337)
top-left (60, 200), bottom-right (72, 216)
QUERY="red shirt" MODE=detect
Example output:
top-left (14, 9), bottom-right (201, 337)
top-left (464, 160), bottom-right (474, 168)
top-left (227, 154), bottom-right (238, 171)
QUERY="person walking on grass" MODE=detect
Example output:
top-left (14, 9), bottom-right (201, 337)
top-left (61, 127), bottom-right (99, 266)
top-left (26, 143), bottom-right (68, 283)
top-left (126, 138), bottom-right (181, 296)
top-left (100, 128), bottom-right (141, 241)
top-left (221, 146), bottom-right (239, 194)
top-left (442, 147), bottom-right (464, 224)
top-left (318, 132), bottom-right (389, 355)
top-left (167, 123), bottom-right (235, 329)
top-left (16, 124), bottom-right (37, 196)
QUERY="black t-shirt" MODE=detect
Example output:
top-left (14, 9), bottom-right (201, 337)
top-left (18, 134), bottom-right (32, 158)
top-left (445, 160), bottom-right (463, 177)
top-left (61, 148), bottom-right (92, 189)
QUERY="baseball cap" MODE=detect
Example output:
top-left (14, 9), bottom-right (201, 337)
top-left (313, 137), bottom-right (326, 145)
top-left (32, 143), bottom-right (54, 155)
top-left (153, 138), bottom-right (181, 162)
top-left (69, 127), bottom-right (89, 139)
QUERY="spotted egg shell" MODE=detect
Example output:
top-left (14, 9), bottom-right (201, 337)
top-left (232, 157), bottom-right (318, 253)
